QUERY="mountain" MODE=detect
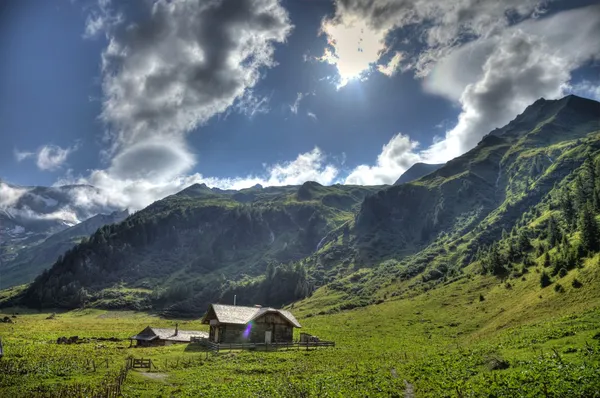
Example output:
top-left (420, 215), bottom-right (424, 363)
top-left (0, 182), bottom-right (120, 262)
top-left (0, 209), bottom-right (129, 289)
top-left (11, 95), bottom-right (600, 319)
top-left (18, 183), bottom-right (382, 315)
top-left (394, 162), bottom-right (444, 185)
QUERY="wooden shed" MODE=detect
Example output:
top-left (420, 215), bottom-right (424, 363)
top-left (201, 304), bottom-right (301, 344)
top-left (130, 325), bottom-right (207, 347)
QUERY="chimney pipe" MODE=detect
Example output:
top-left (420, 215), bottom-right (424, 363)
top-left (234, 295), bottom-right (237, 306)
top-left (175, 323), bottom-right (178, 335)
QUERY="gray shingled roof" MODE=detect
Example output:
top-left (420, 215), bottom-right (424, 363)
top-left (207, 304), bottom-right (301, 328)
top-left (131, 327), bottom-right (208, 342)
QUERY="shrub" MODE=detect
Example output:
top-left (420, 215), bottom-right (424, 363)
top-left (479, 294), bottom-right (485, 302)
top-left (554, 283), bottom-right (565, 293)
top-left (558, 268), bottom-right (568, 278)
top-left (540, 271), bottom-right (552, 288)
top-left (571, 278), bottom-right (583, 288)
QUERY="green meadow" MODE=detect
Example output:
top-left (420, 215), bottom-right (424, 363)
top-left (2, 256), bottom-right (600, 397)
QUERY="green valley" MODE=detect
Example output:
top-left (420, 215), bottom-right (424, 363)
top-left (1, 95), bottom-right (600, 397)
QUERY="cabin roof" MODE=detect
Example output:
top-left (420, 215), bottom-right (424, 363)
top-left (130, 327), bottom-right (208, 342)
top-left (203, 304), bottom-right (301, 328)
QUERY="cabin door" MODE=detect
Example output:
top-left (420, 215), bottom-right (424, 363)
top-left (265, 331), bottom-right (272, 344)
top-left (214, 327), bottom-right (219, 343)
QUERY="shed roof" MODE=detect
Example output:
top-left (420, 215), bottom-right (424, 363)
top-left (130, 327), bottom-right (208, 342)
top-left (203, 304), bottom-right (301, 328)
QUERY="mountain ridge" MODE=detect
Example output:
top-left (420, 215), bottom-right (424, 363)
top-left (5, 95), bottom-right (600, 319)
top-left (394, 162), bottom-right (445, 185)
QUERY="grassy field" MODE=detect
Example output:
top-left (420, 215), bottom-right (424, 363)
top-left (2, 258), bottom-right (600, 397)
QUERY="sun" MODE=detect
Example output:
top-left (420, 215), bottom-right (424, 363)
top-left (320, 17), bottom-right (387, 87)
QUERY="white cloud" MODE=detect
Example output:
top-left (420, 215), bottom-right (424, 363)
top-left (67, 0), bottom-right (296, 211)
top-left (342, 3), bottom-right (600, 177)
top-left (421, 5), bottom-right (600, 161)
top-left (14, 149), bottom-right (35, 162)
top-left (570, 80), bottom-right (600, 102)
top-left (59, 147), bottom-right (339, 211)
top-left (307, 111), bottom-right (318, 121)
top-left (319, 0), bottom-right (547, 84)
top-left (289, 92), bottom-right (304, 114)
top-left (14, 144), bottom-right (77, 171)
top-left (99, 0), bottom-right (292, 170)
top-left (345, 134), bottom-right (421, 185)
top-left (83, 0), bottom-right (122, 39)
top-left (0, 182), bottom-right (28, 208)
top-left (36, 145), bottom-right (76, 171)
top-left (377, 52), bottom-right (404, 77)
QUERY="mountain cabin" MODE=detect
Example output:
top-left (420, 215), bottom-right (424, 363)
top-left (130, 325), bottom-right (207, 347)
top-left (201, 304), bottom-right (301, 344)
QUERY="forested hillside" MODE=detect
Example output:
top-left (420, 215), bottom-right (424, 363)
top-left (18, 183), bottom-right (380, 316)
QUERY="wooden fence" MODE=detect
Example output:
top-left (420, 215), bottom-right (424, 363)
top-left (191, 337), bottom-right (335, 353)
top-left (30, 365), bottom-right (129, 398)
top-left (127, 357), bottom-right (155, 370)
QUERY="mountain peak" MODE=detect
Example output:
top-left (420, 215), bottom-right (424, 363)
top-left (394, 163), bottom-right (444, 185)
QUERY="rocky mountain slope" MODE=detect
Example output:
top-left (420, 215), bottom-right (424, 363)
top-left (0, 209), bottom-right (129, 289)
top-left (0, 183), bottom-right (119, 259)
top-left (394, 162), bottom-right (444, 185)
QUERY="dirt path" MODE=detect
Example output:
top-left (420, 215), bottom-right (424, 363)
top-left (391, 368), bottom-right (415, 398)
top-left (138, 372), bottom-right (169, 382)
top-left (404, 380), bottom-right (415, 398)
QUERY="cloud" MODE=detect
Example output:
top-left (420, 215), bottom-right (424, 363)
top-left (289, 92), bottom-right (304, 114)
top-left (421, 5), bottom-right (600, 161)
top-left (14, 149), bottom-right (35, 162)
top-left (83, 0), bottom-right (122, 39)
top-left (341, 3), bottom-right (600, 178)
top-left (14, 144), bottom-right (77, 171)
top-left (319, 15), bottom-right (389, 86)
top-left (570, 80), bottom-right (600, 102)
top-left (377, 52), bottom-right (404, 77)
top-left (0, 182), bottom-right (28, 208)
top-left (234, 90), bottom-right (271, 118)
top-left (36, 145), bottom-right (77, 171)
top-left (67, 0), bottom-right (294, 210)
top-left (107, 138), bottom-right (196, 181)
top-left (59, 147), bottom-right (339, 210)
top-left (319, 0), bottom-right (547, 84)
top-left (345, 133), bottom-right (421, 185)
top-left (99, 0), bottom-right (292, 167)
top-left (307, 111), bottom-right (318, 121)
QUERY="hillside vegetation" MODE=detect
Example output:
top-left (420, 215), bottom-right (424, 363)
top-left (17, 183), bottom-right (381, 316)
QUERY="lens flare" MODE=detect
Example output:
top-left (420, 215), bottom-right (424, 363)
top-left (243, 323), bottom-right (252, 338)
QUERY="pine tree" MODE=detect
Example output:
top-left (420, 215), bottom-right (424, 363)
top-left (517, 230), bottom-right (532, 254)
top-left (543, 252), bottom-right (551, 267)
top-left (560, 188), bottom-right (576, 230)
top-left (579, 202), bottom-right (600, 254)
top-left (575, 175), bottom-right (587, 210)
top-left (487, 243), bottom-right (506, 275)
top-left (540, 271), bottom-right (552, 288)
top-left (547, 216), bottom-right (561, 248)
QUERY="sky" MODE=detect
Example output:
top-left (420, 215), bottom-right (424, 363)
top-left (1, 0), bottom-right (599, 211)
